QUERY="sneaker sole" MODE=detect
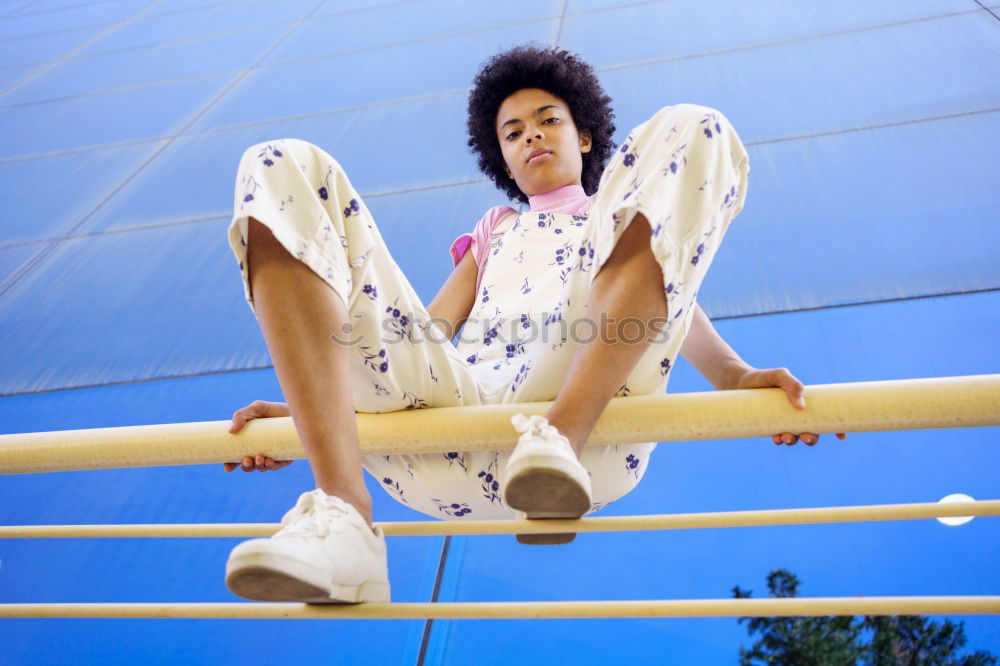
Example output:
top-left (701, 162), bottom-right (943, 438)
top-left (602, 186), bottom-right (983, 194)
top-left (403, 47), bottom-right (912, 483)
top-left (225, 552), bottom-right (390, 604)
top-left (503, 456), bottom-right (592, 546)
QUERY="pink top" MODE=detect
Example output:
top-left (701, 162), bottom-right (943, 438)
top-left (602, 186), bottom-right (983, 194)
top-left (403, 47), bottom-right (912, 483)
top-left (449, 184), bottom-right (591, 294)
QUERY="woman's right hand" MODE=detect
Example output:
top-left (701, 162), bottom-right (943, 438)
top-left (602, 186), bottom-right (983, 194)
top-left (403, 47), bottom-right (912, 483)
top-left (224, 400), bottom-right (296, 472)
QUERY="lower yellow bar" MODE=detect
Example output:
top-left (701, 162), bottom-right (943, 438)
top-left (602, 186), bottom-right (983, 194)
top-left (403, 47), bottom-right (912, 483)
top-left (1, 597), bottom-right (998, 619)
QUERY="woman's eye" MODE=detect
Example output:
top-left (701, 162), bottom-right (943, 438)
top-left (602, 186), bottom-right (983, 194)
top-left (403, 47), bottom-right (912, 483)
top-left (506, 118), bottom-right (557, 140)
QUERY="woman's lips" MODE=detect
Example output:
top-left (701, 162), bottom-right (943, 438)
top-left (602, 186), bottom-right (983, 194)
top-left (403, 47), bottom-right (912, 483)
top-left (527, 151), bottom-right (552, 165)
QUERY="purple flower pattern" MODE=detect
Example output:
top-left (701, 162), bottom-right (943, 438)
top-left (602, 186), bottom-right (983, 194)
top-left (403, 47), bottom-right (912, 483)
top-left (510, 216), bottom-right (528, 239)
top-left (488, 224), bottom-right (510, 255)
top-left (381, 477), bottom-right (407, 504)
top-left (430, 498), bottom-right (472, 518)
top-left (491, 340), bottom-right (526, 371)
top-left (477, 455), bottom-right (503, 504)
top-left (238, 175), bottom-right (261, 211)
top-left (536, 212), bottom-right (556, 228)
top-left (691, 226), bottom-right (717, 267)
top-left (384, 299), bottom-right (413, 342)
top-left (699, 112), bottom-right (723, 139)
top-left (625, 454), bottom-right (642, 479)
top-left (720, 183), bottom-right (740, 213)
top-left (550, 240), bottom-right (573, 267)
top-left (256, 143), bottom-right (283, 167)
top-left (442, 451), bottom-right (468, 471)
top-left (359, 345), bottom-right (389, 373)
top-left (343, 198), bottom-right (360, 218)
top-left (544, 298), bottom-right (566, 327)
top-left (402, 390), bottom-right (428, 410)
top-left (664, 279), bottom-right (687, 305)
top-left (510, 361), bottom-right (532, 393)
top-left (660, 143), bottom-right (688, 178)
top-left (619, 139), bottom-right (638, 168)
top-left (572, 239), bottom-right (595, 273)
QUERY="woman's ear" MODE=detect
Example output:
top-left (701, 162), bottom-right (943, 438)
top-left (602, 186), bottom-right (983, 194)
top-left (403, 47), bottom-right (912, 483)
top-left (579, 128), bottom-right (593, 154)
top-left (504, 164), bottom-right (512, 178)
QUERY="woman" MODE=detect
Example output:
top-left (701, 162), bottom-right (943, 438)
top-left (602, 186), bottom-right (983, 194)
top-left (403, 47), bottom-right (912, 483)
top-left (221, 44), bottom-right (840, 605)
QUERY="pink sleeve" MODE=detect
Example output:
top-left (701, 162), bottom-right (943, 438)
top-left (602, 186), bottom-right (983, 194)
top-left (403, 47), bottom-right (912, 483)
top-left (449, 233), bottom-right (475, 267)
top-left (449, 206), bottom-right (517, 268)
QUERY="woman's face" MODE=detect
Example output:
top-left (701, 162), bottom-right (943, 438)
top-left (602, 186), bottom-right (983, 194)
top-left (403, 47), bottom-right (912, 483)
top-left (495, 87), bottom-right (592, 199)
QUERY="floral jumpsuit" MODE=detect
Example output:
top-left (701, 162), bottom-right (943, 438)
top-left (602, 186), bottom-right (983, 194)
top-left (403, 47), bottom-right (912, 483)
top-left (226, 103), bottom-right (750, 521)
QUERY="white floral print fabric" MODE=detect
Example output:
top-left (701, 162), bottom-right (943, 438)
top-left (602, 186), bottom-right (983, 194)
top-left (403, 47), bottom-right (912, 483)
top-left (227, 103), bottom-right (750, 521)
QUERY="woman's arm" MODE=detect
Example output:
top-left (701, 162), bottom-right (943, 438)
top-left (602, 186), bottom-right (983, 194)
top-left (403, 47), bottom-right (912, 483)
top-left (426, 248), bottom-right (478, 341)
top-left (678, 302), bottom-right (752, 391)
top-left (679, 302), bottom-right (845, 445)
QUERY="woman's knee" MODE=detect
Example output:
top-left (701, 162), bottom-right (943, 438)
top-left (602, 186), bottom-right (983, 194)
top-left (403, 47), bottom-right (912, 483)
top-left (651, 102), bottom-right (725, 129)
top-left (240, 138), bottom-right (342, 172)
top-left (636, 103), bottom-right (744, 174)
top-left (241, 138), bottom-right (289, 165)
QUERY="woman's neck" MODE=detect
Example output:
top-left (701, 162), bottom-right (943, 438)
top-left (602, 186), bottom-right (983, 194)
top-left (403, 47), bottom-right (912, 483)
top-left (527, 184), bottom-right (588, 213)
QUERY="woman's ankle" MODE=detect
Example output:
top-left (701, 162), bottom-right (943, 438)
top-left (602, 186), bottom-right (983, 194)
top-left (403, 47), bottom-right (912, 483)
top-left (319, 486), bottom-right (373, 527)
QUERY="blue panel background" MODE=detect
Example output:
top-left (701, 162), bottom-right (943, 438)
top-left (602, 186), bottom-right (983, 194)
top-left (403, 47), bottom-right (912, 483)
top-left (0, 141), bottom-right (168, 244)
top-left (0, 0), bottom-right (997, 663)
top-left (2, 25), bottom-right (289, 106)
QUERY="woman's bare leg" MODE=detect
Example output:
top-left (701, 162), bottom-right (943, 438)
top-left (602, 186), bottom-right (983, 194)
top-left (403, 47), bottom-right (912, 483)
top-left (544, 213), bottom-right (668, 458)
top-left (246, 216), bottom-right (374, 529)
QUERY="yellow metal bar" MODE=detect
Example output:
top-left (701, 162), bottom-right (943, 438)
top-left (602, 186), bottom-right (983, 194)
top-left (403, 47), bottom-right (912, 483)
top-left (1, 500), bottom-right (996, 538)
top-left (1, 597), bottom-right (998, 619)
top-left (1, 374), bottom-right (997, 474)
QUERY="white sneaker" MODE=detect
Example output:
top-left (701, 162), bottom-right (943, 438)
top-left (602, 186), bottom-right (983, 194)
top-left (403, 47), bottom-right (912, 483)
top-left (225, 488), bottom-right (390, 604)
top-left (501, 414), bottom-right (593, 545)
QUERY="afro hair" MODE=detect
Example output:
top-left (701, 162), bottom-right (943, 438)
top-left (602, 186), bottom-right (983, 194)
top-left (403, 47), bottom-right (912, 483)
top-left (466, 43), bottom-right (616, 205)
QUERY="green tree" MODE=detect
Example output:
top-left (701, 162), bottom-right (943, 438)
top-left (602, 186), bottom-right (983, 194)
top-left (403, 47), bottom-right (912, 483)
top-left (732, 569), bottom-right (997, 665)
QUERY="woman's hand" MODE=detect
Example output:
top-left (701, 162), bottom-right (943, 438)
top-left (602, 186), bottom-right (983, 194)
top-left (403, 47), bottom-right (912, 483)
top-left (727, 367), bottom-right (847, 447)
top-left (224, 400), bottom-right (296, 472)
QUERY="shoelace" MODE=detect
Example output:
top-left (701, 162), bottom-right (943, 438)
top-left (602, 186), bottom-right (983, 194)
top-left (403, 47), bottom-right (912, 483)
top-left (511, 413), bottom-right (566, 447)
top-left (276, 489), bottom-right (350, 540)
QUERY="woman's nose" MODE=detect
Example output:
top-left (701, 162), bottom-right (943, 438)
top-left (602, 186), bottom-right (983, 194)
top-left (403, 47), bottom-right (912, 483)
top-left (526, 131), bottom-right (543, 143)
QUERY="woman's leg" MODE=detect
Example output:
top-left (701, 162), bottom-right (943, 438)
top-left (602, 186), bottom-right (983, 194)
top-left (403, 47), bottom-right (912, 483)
top-left (493, 214), bottom-right (665, 539)
top-left (544, 212), bottom-right (666, 457)
top-left (545, 103), bottom-right (751, 457)
top-left (228, 138), bottom-right (496, 527)
top-left (245, 215), bottom-right (373, 528)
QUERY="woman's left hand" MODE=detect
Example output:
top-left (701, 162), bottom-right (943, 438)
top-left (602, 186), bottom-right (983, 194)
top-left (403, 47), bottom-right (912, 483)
top-left (729, 367), bottom-right (847, 446)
